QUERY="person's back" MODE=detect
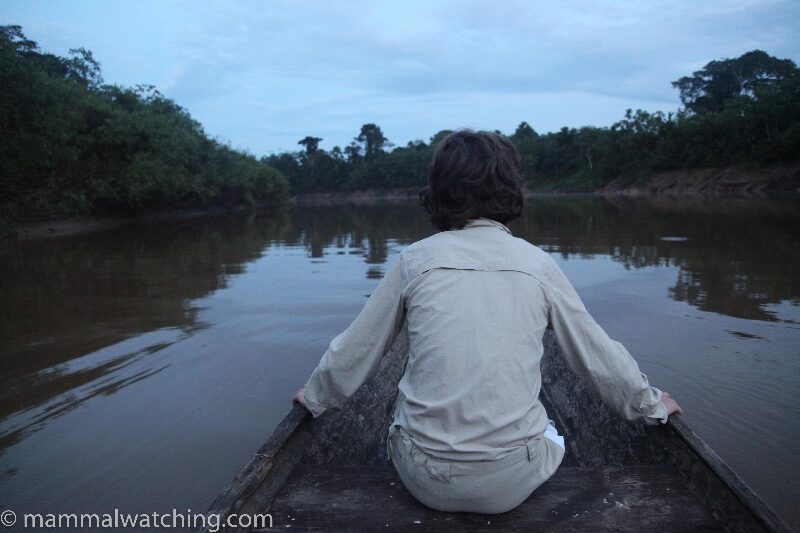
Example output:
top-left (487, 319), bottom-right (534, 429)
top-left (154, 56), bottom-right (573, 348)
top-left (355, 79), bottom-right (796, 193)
top-left (394, 218), bottom-right (556, 461)
top-left (293, 129), bottom-right (682, 514)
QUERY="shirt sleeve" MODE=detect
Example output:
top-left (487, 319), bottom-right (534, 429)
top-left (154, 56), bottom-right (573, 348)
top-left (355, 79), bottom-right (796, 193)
top-left (303, 254), bottom-right (407, 418)
top-left (543, 257), bottom-right (668, 425)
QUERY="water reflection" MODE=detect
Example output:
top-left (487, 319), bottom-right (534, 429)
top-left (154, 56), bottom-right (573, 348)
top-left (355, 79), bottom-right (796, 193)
top-left (514, 196), bottom-right (800, 322)
top-left (286, 203), bottom-right (431, 263)
top-left (0, 195), bottom-right (798, 523)
top-left (0, 211), bottom-right (291, 449)
top-left (1, 211), bottom-right (291, 380)
top-left (2, 197), bottom-right (798, 435)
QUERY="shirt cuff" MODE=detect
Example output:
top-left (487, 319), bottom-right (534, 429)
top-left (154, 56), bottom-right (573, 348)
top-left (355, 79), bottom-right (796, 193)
top-left (640, 387), bottom-right (669, 425)
top-left (303, 381), bottom-right (330, 418)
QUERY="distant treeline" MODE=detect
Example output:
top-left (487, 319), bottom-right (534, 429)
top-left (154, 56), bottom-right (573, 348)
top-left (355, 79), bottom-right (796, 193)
top-left (3, 24), bottom-right (799, 227)
top-left (1, 25), bottom-right (290, 221)
top-left (268, 49), bottom-right (800, 194)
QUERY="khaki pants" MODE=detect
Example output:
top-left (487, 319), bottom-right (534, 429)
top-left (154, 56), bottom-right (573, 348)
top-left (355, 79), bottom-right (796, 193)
top-left (388, 426), bottom-right (565, 514)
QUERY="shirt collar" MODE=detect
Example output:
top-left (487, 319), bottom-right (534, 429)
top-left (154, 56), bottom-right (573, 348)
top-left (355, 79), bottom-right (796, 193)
top-left (462, 217), bottom-right (512, 235)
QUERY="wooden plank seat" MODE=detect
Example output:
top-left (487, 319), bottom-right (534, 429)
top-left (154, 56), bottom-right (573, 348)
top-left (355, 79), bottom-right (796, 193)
top-left (267, 464), bottom-right (723, 531)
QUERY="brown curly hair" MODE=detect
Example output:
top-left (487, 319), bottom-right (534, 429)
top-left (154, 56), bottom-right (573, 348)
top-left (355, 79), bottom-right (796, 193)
top-left (419, 129), bottom-right (525, 231)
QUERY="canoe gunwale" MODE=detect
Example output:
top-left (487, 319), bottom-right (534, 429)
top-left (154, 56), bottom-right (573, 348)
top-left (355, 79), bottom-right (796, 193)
top-left (201, 330), bottom-right (791, 532)
top-left (202, 407), bottom-right (790, 533)
top-left (202, 404), bottom-right (312, 527)
top-left (665, 416), bottom-right (791, 533)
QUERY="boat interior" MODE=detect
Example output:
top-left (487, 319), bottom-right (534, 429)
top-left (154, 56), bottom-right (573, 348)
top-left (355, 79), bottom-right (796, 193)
top-left (204, 331), bottom-right (788, 532)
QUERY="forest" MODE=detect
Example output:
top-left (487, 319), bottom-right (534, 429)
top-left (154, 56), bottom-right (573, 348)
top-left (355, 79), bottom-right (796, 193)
top-left (2, 24), bottom-right (799, 226)
top-left (269, 50), bottom-right (800, 194)
top-left (1, 25), bottom-right (290, 223)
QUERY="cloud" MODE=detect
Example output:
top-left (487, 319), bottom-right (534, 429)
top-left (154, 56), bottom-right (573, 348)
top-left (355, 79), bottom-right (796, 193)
top-left (5, 0), bottom-right (800, 154)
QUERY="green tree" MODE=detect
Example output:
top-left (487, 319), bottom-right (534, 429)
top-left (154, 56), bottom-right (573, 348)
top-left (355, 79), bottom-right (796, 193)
top-left (429, 130), bottom-right (454, 145)
top-left (355, 123), bottom-right (390, 159)
top-left (672, 50), bottom-right (799, 114)
top-left (205, 49), bottom-right (800, 197)
top-left (511, 121), bottom-right (537, 141)
top-left (344, 141), bottom-right (362, 163)
top-left (0, 24), bottom-right (37, 53)
top-left (65, 47), bottom-right (103, 89)
top-left (298, 136), bottom-right (322, 156)
top-left (1, 25), bottom-right (289, 221)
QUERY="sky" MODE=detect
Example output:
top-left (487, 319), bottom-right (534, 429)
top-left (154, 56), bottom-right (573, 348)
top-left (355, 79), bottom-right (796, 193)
top-left (4, 0), bottom-right (800, 156)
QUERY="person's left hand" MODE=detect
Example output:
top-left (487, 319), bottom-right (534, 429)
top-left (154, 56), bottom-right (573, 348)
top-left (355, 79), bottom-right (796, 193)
top-left (292, 387), bottom-right (308, 409)
top-left (661, 391), bottom-right (683, 417)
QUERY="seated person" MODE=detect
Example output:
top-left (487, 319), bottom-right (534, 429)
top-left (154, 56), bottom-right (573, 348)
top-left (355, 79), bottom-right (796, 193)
top-left (293, 129), bottom-right (682, 514)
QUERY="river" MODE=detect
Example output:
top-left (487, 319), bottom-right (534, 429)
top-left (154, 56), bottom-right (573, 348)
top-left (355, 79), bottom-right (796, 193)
top-left (1, 195), bottom-right (798, 529)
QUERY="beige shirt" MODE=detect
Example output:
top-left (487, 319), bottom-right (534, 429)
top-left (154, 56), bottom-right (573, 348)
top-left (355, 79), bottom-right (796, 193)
top-left (304, 217), bottom-right (668, 461)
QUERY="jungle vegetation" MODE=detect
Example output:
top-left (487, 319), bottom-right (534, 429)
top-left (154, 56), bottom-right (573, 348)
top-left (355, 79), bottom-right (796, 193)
top-left (267, 49), bottom-right (800, 194)
top-left (1, 25), bottom-right (290, 222)
top-left (3, 23), bottom-right (798, 226)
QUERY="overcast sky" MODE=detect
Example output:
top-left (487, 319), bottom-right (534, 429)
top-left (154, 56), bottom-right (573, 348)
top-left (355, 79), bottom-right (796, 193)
top-left (5, 0), bottom-right (800, 155)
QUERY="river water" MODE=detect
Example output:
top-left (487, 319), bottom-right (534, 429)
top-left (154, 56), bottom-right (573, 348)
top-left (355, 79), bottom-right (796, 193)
top-left (1, 196), bottom-right (798, 529)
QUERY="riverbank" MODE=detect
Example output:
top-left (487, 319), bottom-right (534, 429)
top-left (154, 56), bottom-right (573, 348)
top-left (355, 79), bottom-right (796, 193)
top-left (534, 164), bottom-right (800, 195)
top-left (10, 163), bottom-right (799, 241)
top-left (9, 203), bottom-right (287, 241)
top-left (598, 163), bottom-right (800, 195)
top-left (293, 188), bottom-right (419, 204)
top-left (7, 193), bottom-right (417, 241)
top-left (295, 163), bottom-right (800, 199)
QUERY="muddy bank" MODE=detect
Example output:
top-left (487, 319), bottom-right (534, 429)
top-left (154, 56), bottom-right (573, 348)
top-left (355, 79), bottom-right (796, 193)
top-left (10, 191), bottom-right (419, 241)
top-left (598, 163), bottom-right (800, 195)
top-left (12, 164), bottom-right (799, 240)
top-left (11, 203), bottom-right (284, 241)
top-left (293, 188), bottom-right (419, 205)
top-left (296, 164), bottom-right (800, 200)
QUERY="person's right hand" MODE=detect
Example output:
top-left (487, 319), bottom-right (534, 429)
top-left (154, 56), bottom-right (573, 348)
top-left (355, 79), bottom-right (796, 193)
top-left (661, 391), bottom-right (683, 417)
top-left (292, 386), bottom-right (308, 409)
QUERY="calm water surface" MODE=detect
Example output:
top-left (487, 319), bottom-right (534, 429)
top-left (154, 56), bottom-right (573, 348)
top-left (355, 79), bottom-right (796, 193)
top-left (1, 196), bottom-right (799, 529)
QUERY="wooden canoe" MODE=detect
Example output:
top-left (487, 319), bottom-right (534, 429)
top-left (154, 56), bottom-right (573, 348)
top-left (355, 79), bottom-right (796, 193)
top-left (202, 330), bottom-right (791, 532)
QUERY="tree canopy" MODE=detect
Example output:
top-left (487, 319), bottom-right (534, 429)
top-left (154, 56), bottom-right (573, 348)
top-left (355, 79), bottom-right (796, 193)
top-left (672, 50), bottom-right (798, 114)
top-left (298, 136), bottom-right (322, 156)
top-left (269, 49), bottom-right (799, 195)
top-left (1, 25), bottom-right (289, 222)
top-left (355, 123), bottom-right (391, 159)
top-left (4, 26), bottom-right (798, 223)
